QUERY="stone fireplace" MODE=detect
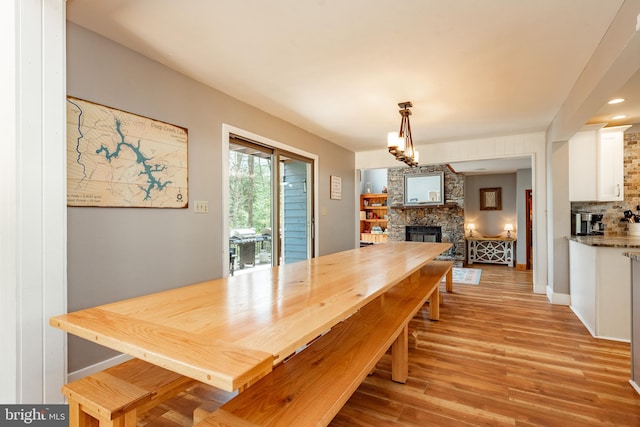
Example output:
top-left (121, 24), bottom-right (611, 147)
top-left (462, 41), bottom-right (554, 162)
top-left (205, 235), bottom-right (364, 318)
top-left (387, 164), bottom-right (465, 265)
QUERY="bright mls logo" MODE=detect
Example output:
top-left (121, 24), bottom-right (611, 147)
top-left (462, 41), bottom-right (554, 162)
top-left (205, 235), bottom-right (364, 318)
top-left (1, 405), bottom-right (67, 426)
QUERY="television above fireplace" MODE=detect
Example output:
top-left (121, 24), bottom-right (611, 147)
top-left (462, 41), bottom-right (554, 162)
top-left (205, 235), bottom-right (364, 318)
top-left (404, 172), bottom-right (444, 206)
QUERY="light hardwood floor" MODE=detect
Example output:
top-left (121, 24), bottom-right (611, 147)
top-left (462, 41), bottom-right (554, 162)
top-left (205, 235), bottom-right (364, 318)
top-left (138, 264), bottom-right (640, 426)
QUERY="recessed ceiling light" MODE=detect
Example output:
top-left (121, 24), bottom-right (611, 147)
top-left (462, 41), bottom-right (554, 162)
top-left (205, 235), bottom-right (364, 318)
top-left (611, 114), bottom-right (627, 120)
top-left (608, 98), bottom-right (625, 105)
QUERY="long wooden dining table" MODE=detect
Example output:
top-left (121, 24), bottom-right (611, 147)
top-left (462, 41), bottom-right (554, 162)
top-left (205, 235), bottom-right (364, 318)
top-left (50, 241), bottom-right (451, 393)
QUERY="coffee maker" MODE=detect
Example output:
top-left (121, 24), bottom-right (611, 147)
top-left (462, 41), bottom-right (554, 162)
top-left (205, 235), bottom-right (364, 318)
top-left (590, 214), bottom-right (604, 235)
top-left (572, 212), bottom-right (604, 235)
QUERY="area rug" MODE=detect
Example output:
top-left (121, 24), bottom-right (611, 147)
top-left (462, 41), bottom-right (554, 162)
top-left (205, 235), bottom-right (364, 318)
top-left (442, 267), bottom-right (482, 285)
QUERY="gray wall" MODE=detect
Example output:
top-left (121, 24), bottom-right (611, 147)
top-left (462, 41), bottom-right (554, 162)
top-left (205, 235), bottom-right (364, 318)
top-left (67, 23), bottom-right (356, 372)
top-left (464, 174), bottom-right (518, 237)
top-left (360, 168), bottom-right (388, 194)
top-left (550, 140), bottom-right (570, 296)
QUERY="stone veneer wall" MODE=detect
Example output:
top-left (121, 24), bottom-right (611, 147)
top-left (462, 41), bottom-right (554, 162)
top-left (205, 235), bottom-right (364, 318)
top-left (387, 164), bottom-right (466, 265)
top-left (571, 128), bottom-right (640, 235)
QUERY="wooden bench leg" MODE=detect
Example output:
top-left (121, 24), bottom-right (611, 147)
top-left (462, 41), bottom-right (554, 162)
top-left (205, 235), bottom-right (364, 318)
top-left (66, 399), bottom-right (162, 427)
top-left (428, 286), bottom-right (440, 320)
top-left (67, 398), bottom-right (136, 427)
top-left (391, 326), bottom-right (409, 383)
top-left (409, 329), bottom-right (419, 350)
top-left (445, 268), bottom-right (453, 293)
top-left (108, 412), bottom-right (136, 427)
top-left (68, 399), bottom-right (97, 427)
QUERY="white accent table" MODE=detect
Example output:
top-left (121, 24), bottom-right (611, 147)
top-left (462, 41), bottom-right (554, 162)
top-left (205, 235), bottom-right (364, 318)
top-left (467, 237), bottom-right (516, 267)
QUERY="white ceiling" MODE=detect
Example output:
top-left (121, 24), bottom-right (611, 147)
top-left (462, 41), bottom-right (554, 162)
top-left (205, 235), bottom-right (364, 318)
top-left (67, 0), bottom-right (637, 160)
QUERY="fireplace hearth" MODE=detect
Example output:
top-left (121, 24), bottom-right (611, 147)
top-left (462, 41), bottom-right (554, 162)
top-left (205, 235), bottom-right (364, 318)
top-left (405, 226), bottom-right (442, 243)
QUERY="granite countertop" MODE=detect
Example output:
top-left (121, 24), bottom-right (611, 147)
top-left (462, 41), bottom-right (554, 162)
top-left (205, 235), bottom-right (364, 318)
top-left (567, 234), bottom-right (640, 248)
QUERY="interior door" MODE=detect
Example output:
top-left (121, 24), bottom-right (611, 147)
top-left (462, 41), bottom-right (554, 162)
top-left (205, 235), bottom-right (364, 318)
top-left (526, 189), bottom-right (533, 269)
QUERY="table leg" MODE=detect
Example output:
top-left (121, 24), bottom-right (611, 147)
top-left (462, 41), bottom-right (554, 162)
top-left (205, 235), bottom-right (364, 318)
top-left (391, 326), bottom-right (409, 383)
top-left (445, 268), bottom-right (453, 293)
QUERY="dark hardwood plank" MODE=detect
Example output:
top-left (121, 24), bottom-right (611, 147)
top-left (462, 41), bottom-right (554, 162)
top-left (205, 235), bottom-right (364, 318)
top-left (139, 264), bottom-right (640, 426)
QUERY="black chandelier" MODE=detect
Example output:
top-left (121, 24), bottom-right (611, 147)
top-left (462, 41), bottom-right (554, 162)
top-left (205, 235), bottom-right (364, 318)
top-left (387, 101), bottom-right (419, 167)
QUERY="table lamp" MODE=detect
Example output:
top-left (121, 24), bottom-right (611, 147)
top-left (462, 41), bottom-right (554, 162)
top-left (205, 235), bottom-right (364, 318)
top-left (467, 223), bottom-right (475, 237)
top-left (504, 223), bottom-right (513, 238)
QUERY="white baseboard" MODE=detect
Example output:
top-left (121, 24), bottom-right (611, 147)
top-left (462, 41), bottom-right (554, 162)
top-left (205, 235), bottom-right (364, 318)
top-left (67, 353), bottom-right (132, 383)
top-left (631, 380), bottom-right (640, 396)
top-left (597, 335), bottom-right (631, 343)
top-left (569, 305), bottom-right (630, 343)
top-left (545, 286), bottom-right (570, 305)
top-left (569, 305), bottom-right (596, 337)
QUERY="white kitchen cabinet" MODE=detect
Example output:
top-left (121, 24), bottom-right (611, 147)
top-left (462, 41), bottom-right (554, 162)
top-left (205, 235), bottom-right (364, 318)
top-left (598, 127), bottom-right (626, 201)
top-left (569, 126), bottom-right (599, 201)
top-left (569, 125), bottom-right (630, 202)
top-left (568, 239), bottom-right (630, 341)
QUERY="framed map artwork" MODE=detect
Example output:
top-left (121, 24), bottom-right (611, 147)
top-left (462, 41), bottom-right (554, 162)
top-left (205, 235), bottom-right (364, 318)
top-left (66, 97), bottom-right (188, 208)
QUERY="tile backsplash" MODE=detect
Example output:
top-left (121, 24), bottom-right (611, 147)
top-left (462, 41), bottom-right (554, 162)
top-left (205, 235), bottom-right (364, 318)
top-left (571, 128), bottom-right (640, 236)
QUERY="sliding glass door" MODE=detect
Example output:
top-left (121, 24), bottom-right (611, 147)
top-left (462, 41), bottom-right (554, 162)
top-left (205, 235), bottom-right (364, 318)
top-left (229, 138), bottom-right (272, 272)
top-left (229, 136), bottom-right (314, 273)
top-left (279, 153), bottom-right (313, 264)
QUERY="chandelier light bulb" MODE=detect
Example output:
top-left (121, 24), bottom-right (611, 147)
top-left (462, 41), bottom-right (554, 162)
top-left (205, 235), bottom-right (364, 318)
top-left (387, 132), bottom-right (399, 148)
top-left (397, 135), bottom-right (406, 152)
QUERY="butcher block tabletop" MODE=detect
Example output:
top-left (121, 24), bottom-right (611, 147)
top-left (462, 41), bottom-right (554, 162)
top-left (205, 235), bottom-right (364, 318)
top-left (50, 241), bottom-right (451, 392)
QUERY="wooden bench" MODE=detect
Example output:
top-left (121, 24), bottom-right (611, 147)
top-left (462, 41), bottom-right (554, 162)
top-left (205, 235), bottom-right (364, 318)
top-left (62, 357), bottom-right (196, 427)
top-left (196, 260), bottom-right (453, 427)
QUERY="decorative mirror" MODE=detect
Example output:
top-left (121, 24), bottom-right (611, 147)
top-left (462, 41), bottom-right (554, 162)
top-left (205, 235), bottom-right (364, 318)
top-left (403, 172), bottom-right (444, 206)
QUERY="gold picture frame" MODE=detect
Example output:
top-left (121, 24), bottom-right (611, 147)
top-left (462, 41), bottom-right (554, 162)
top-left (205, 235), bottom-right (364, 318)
top-left (480, 187), bottom-right (501, 210)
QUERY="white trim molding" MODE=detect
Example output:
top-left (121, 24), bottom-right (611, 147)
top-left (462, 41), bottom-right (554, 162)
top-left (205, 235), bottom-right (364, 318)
top-left (67, 354), bottom-right (132, 384)
top-left (0, 0), bottom-right (67, 403)
top-left (546, 286), bottom-right (571, 306)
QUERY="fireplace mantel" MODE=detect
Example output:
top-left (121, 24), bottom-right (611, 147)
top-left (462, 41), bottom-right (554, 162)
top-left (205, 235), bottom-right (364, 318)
top-left (390, 202), bottom-right (460, 209)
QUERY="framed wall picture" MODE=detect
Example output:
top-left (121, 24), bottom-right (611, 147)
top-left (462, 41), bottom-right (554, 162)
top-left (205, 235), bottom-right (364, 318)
top-left (330, 175), bottom-right (342, 200)
top-left (480, 187), bottom-right (501, 210)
